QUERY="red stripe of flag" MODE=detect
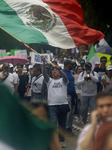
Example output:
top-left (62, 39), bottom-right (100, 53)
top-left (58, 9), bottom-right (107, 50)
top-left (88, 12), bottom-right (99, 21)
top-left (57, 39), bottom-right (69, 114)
top-left (43, 0), bottom-right (104, 47)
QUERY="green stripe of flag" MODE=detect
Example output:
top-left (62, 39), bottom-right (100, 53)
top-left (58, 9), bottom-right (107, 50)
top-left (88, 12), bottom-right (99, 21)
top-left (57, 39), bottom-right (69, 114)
top-left (0, 0), bottom-right (49, 45)
top-left (0, 84), bottom-right (55, 150)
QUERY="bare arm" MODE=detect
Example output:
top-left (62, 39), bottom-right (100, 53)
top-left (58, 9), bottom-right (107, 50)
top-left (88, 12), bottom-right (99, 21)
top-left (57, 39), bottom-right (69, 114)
top-left (102, 79), bottom-right (107, 88)
top-left (14, 84), bottom-right (18, 96)
top-left (24, 83), bottom-right (31, 97)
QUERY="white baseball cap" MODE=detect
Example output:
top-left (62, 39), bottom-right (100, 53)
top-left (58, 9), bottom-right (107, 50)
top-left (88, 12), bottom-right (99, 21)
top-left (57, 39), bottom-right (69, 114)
top-left (28, 65), bottom-right (33, 69)
top-left (106, 65), bottom-right (112, 70)
top-left (9, 63), bottom-right (14, 68)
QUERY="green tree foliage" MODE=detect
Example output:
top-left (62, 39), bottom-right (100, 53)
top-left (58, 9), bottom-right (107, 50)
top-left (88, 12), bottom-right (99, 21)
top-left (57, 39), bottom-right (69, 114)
top-left (78, 0), bottom-right (112, 32)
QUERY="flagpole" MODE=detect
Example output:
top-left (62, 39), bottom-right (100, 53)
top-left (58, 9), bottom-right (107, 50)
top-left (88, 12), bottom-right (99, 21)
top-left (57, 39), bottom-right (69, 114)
top-left (0, 27), bottom-right (55, 66)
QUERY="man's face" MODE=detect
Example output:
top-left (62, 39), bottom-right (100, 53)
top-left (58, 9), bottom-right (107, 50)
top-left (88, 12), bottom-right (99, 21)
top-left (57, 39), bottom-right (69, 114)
top-left (85, 67), bottom-right (91, 73)
top-left (110, 59), bottom-right (112, 64)
top-left (97, 96), bottom-right (112, 122)
top-left (52, 69), bottom-right (60, 78)
top-left (59, 56), bottom-right (64, 62)
top-left (33, 68), bottom-right (40, 77)
top-left (17, 65), bottom-right (23, 73)
top-left (3, 67), bottom-right (10, 73)
top-left (100, 59), bottom-right (107, 66)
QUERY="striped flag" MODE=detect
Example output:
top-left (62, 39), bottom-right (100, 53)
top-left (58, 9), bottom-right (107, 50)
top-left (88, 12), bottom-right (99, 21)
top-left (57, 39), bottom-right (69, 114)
top-left (0, 0), bottom-right (104, 49)
top-left (86, 45), bottom-right (100, 70)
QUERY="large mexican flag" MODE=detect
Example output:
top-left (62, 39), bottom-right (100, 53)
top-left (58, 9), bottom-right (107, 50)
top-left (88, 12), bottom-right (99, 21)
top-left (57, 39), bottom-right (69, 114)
top-left (0, 0), bottom-right (104, 49)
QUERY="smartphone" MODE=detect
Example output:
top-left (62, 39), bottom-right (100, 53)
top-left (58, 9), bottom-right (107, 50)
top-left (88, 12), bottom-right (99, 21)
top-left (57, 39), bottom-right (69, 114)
top-left (96, 115), bottom-right (102, 123)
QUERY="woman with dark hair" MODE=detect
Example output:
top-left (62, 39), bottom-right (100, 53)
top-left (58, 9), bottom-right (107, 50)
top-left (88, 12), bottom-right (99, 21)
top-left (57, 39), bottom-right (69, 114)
top-left (92, 122), bottom-right (112, 150)
top-left (74, 66), bottom-right (83, 123)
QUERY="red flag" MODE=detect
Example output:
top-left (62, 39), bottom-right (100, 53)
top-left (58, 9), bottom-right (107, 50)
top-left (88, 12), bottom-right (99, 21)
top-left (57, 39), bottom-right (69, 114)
top-left (43, 0), bottom-right (104, 47)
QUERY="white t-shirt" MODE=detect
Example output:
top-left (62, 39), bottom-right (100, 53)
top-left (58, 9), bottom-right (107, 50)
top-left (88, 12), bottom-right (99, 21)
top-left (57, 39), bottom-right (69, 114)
top-left (102, 75), bottom-right (112, 83)
top-left (13, 72), bottom-right (19, 85)
top-left (57, 61), bottom-right (64, 69)
top-left (46, 78), bottom-right (68, 105)
top-left (76, 123), bottom-right (101, 150)
top-left (31, 74), bottom-right (44, 93)
top-left (0, 72), bottom-right (17, 94)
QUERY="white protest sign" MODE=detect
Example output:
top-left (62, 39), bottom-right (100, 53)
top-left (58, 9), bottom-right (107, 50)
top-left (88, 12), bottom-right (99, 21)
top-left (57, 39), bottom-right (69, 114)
top-left (15, 50), bottom-right (27, 59)
top-left (74, 74), bottom-right (81, 94)
top-left (31, 52), bottom-right (50, 64)
top-left (0, 50), bottom-right (6, 58)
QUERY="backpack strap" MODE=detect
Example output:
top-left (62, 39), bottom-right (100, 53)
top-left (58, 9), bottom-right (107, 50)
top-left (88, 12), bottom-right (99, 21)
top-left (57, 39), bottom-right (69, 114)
top-left (92, 70), bottom-right (95, 76)
top-left (33, 74), bottom-right (43, 84)
top-left (82, 71), bottom-right (84, 77)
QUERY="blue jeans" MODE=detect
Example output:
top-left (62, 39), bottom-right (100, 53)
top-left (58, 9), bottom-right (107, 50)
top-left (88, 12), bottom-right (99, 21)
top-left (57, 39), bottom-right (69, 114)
top-left (81, 96), bottom-right (96, 124)
top-left (66, 95), bottom-right (75, 129)
top-left (33, 93), bottom-right (42, 100)
top-left (48, 105), bottom-right (67, 142)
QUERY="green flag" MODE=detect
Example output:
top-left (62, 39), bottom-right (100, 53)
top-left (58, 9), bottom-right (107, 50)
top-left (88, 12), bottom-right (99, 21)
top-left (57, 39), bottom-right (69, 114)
top-left (10, 49), bottom-right (21, 56)
top-left (86, 45), bottom-right (100, 69)
top-left (0, 84), bottom-right (55, 150)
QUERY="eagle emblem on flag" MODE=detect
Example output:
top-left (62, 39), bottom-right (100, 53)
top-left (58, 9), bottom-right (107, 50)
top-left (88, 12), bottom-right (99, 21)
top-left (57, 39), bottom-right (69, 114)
top-left (26, 5), bottom-right (57, 32)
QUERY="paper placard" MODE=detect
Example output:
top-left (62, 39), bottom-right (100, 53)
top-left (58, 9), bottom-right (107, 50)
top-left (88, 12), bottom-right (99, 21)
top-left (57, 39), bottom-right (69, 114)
top-left (15, 50), bottom-right (27, 59)
top-left (31, 52), bottom-right (50, 64)
top-left (0, 50), bottom-right (6, 58)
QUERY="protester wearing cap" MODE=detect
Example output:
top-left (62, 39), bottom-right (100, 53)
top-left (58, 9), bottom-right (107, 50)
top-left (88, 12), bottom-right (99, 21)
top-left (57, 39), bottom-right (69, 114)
top-left (102, 65), bottom-right (112, 89)
top-left (0, 63), bottom-right (18, 95)
top-left (79, 59), bottom-right (85, 70)
top-left (77, 62), bottom-right (98, 124)
top-left (94, 56), bottom-right (107, 91)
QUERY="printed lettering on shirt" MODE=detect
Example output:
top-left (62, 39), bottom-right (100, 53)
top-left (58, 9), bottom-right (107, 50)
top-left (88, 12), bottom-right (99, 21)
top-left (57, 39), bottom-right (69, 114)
top-left (52, 82), bottom-right (62, 88)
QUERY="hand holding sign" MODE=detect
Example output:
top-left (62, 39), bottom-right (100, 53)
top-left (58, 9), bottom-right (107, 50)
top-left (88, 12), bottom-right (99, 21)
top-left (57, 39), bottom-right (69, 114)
top-left (41, 55), bottom-right (46, 64)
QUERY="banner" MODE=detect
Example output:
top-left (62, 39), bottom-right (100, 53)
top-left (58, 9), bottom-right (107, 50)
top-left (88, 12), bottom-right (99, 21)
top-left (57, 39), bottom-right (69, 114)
top-left (15, 50), bottom-right (27, 59)
top-left (0, 50), bottom-right (6, 58)
top-left (31, 52), bottom-right (50, 64)
top-left (74, 75), bottom-right (81, 94)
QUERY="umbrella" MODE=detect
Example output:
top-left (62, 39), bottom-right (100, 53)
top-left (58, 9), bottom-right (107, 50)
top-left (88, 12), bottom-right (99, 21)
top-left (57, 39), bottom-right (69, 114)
top-left (96, 46), bottom-right (112, 55)
top-left (0, 56), bottom-right (29, 66)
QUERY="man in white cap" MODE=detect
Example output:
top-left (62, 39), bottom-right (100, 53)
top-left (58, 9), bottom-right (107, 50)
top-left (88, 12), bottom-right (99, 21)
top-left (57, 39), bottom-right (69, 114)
top-left (0, 63), bottom-right (18, 95)
top-left (102, 65), bottom-right (112, 88)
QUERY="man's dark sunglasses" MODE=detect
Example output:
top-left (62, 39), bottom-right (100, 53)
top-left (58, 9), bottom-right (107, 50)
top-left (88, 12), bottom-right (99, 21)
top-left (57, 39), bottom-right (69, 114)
top-left (101, 60), bottom-right (107, 62)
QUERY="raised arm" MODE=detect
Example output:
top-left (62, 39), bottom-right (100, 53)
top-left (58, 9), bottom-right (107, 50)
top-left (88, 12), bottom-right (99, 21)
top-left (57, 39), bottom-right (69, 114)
top-left (41, 56), bottom-right (49, 83)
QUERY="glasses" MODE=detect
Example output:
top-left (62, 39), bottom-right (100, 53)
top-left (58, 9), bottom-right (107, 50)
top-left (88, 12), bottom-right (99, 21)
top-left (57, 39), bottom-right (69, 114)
top-left (52, 70), bottom-right (58, 73)
top-left (101, 60), bottom-right (107, 62)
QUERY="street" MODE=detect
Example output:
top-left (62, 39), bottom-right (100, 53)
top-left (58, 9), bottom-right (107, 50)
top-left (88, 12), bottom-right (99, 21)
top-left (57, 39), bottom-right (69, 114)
top-left (63, 118), bottom-right (85, 150)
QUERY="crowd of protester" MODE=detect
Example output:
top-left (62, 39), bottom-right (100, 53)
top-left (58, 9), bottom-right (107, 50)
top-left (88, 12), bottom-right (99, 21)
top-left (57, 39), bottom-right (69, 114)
top-left (1, 53), bottom-right (112, 149)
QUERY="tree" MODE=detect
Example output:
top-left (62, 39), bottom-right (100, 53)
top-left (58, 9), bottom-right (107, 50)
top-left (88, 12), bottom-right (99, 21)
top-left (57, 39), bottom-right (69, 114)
top-left (78, 0), bottom-right (112, 32)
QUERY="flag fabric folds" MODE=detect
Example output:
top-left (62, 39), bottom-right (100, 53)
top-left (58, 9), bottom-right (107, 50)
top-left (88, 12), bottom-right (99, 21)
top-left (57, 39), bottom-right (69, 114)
top-left (0, 0), bottom-right (104, 49)
top-left (86, 45), bottom-right (100, 70)
top-left (0, 84), bottom-right (54, 150)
